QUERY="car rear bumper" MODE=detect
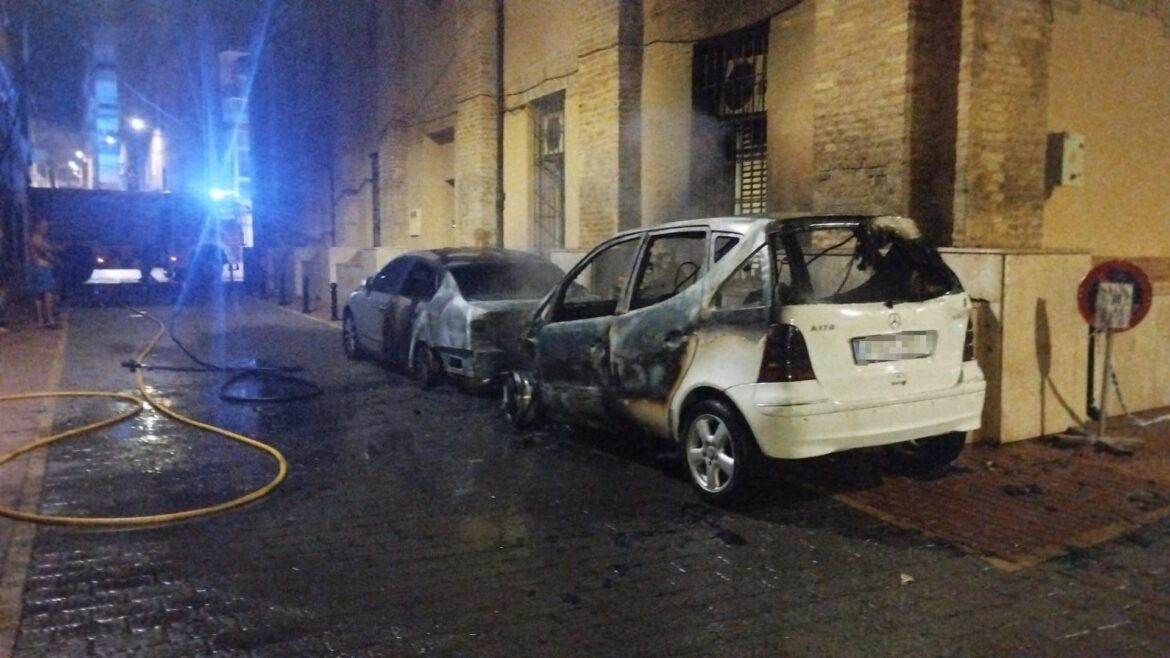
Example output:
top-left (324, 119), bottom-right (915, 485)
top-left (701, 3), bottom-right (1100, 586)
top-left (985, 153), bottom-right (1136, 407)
top-left (437, 347), bottom-right (507, 384)
top-left (726, 375), bottom-right (986, 459)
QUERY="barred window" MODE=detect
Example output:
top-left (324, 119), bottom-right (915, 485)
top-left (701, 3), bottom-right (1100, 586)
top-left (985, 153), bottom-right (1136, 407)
top-left (532, 91), bottom-right (565, 257)
top-left (692, 22), bottom-right (768, 215)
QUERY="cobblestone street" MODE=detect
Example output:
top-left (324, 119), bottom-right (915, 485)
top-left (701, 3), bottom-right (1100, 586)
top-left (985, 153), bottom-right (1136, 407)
top-left (2, 296), bottom-right (1169, 656)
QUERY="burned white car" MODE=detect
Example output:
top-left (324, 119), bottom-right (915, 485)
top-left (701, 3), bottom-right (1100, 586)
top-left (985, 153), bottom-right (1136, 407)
top-left (503, 215), bottom-right (986, 504)
top-left (342, 248), bottom-right (564, 387)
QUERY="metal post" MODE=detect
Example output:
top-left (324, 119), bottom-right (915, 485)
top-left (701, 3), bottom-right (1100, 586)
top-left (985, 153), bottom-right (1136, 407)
top-left (1098, 329), bottom-right (1112, 438)
top-left (330, 282), bottom-right (339, 321)
top-left (302, 275), bottom-right (311, 314)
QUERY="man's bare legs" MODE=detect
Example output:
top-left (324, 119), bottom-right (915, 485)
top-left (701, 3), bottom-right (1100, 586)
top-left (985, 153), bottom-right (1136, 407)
top-left (34, 292), bottom-right (56, 328)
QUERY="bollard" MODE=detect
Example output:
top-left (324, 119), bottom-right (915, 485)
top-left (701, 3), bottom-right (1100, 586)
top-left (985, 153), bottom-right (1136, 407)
top-left (330, 283), bottom-right (339, 321)
top-left (279, 271), bottom-right (289, 306)
top-left (302, 276), bottom-right (311, 313)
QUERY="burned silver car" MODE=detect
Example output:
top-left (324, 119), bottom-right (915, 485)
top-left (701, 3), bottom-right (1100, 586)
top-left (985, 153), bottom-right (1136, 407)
top-left (342, 248), bottom-right (564, 387)
top-left (503, 214), bottom-right (986, 504)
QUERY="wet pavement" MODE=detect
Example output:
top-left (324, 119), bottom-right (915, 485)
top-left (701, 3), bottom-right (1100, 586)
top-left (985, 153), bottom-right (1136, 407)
top-left (1, 293), bottom-right (1170, 656)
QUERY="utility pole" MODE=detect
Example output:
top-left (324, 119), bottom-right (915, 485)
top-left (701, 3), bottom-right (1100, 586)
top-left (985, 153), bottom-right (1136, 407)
top-left (328, 164), bottom-right (337, 247)
top-left (370, 151), bottom-right (381, 248)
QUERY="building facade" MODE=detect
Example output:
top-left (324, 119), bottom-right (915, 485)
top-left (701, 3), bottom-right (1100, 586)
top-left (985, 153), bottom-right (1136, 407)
top-left (0, 1), bottom-right (29, 290)
top-left (255, 0), bottom-right (1170, 442)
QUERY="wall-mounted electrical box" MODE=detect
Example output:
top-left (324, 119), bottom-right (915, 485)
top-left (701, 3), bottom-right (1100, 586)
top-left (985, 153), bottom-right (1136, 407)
top-left (1056, 131), bottom-right (1085, 187)
top-left (409, 208), bottom-right (422, 237)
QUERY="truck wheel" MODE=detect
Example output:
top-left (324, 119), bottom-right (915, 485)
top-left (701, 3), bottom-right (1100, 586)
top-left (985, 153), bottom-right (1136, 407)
top-left (59, 244), bottom-right (96, 287)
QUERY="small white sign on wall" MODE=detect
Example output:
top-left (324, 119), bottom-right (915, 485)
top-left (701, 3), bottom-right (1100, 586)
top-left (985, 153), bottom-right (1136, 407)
top-left (1094, 282), bottom-right (1133, 330)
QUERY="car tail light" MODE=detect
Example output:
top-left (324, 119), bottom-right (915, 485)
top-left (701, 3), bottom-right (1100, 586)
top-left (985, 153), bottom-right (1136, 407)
top-left (963, 318), bottom-right (976, 362)
top-left (758, 324), bottom-right (816, 383)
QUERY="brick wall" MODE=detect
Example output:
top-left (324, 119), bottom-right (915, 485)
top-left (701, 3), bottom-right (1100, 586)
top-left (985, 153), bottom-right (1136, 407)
top-left (953, 0), bottom-right (1050, 248)
top-left (907, 0), bottom-right (961, 245)
top-left (574, 0), bottom-right (643, 245)
top-left (813, 0), bottom-right (913, 216)
top-left (450, 0), bottom-right (501, 247)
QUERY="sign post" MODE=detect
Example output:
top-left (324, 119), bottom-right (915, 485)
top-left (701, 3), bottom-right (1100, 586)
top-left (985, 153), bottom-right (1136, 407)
top-left (1063, 261), bottom-right (1153, 452)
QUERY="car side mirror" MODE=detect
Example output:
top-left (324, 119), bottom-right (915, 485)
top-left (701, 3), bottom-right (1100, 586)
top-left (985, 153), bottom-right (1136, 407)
top-left (363, 276), bottom-right (373, 291)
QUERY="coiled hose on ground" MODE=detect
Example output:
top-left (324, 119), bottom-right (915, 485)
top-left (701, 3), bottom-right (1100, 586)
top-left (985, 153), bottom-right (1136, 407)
top-left (0, 311), bottom-right (289, 526)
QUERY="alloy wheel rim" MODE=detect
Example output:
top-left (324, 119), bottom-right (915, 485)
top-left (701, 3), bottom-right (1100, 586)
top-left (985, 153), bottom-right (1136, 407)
top-left (686, 414), bottom-right (735, 493)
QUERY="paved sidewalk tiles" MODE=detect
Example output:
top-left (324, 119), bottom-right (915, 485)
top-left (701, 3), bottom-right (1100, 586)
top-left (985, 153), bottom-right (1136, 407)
top-left (0, 316), bottom-right (68, 657)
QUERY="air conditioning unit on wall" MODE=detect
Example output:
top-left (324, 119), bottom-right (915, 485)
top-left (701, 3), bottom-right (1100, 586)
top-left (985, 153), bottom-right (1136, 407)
top-left (720, 54), bottom-right (765, 116)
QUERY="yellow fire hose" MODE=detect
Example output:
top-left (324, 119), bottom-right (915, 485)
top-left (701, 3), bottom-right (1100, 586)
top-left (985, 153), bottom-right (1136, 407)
top-left (0, 313), bottom-right (288, 526)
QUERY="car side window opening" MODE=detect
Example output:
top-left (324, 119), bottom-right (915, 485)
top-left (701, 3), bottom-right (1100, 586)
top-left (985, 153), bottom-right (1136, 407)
top-left (449, 261), bottom-right (564, 301)
top-left (771, 224), bottom-right (961, 305)
top-left (552, 237), bottom-right (641, 322)
top-left (713, 234), bottom-right (740, 263)
top-left (713, 245), bottom-right (769, 310)
top-left (400, 263), bottom-right (438, 300)
top-left (372, 258), bottom-right (410, 294)
top-left (630, 231), bottom-right (707, 311)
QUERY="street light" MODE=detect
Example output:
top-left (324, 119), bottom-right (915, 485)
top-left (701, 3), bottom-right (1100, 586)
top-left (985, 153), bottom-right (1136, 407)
top-left (128, 117), bottom-right (148, 132)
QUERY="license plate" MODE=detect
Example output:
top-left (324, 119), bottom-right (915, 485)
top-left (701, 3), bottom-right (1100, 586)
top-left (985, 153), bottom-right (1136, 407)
top-left (852, 331), bottom-right (937, 364)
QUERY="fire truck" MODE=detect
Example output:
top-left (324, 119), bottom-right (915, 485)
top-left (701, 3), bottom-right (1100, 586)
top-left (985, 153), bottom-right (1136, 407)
top-left (27, 188), bottom-right (244, 289)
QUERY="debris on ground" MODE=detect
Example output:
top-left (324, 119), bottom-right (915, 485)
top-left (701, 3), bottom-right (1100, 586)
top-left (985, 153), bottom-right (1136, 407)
top-left (1126, 490), bottom-right (1170, 512)
top-left (1002, 483), bottom-right (1043, 497)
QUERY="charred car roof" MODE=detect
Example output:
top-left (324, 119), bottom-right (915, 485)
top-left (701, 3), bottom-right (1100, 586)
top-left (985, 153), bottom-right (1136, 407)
top-left (409, 247), bottom-right (554, 268)
top-left (604, 214), bottom-right (923, 240)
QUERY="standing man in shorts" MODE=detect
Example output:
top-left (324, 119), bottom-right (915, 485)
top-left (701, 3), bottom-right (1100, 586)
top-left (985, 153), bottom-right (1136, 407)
top-left (29, 219), bottom-right (58, 329)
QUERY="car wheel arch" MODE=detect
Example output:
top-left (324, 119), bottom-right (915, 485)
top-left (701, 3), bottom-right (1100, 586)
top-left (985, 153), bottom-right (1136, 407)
top-left (675, 386), bottom-right (744, 442)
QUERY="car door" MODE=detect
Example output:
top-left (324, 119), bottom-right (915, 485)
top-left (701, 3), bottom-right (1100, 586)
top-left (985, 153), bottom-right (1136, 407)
top-left (609, 229), bottom-right (708, 437)
top-left (535, 235), bottom-right (642, 426)
top-left (383, 260), bottom-right (439, 367)
top-left (355, 257), bottom-right (410, 351)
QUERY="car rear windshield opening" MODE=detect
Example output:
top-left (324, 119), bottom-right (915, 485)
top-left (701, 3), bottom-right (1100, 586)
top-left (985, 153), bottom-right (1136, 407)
top-left (771, 225), bottom-right (962, 306)
top-left (450, 261), bottom-right (564, 301)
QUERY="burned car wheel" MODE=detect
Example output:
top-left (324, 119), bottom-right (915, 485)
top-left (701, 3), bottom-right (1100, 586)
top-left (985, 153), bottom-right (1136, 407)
top-left (683, 399), bottom-right (762, 505)
top-left (342, 312), bottom-right (364, 360)
top-left (884, 431), bottom-right (966, 479)
top-left (412, 344), bottom-right (441, 388)
top-left (502, 371), bottom-right (541, 430)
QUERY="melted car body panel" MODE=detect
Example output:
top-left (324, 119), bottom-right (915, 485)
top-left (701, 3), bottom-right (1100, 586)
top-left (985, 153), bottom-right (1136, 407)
top-left (518, 213), bottom-right (984, 464)
top-left (344, 248), bottom-right (563, 384)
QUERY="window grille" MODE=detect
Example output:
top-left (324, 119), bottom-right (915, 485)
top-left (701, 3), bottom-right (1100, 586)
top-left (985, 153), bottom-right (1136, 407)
top-left (693, 22), bottom-right (768, 215)
top-left (532, 91), bottom-right (565, 257)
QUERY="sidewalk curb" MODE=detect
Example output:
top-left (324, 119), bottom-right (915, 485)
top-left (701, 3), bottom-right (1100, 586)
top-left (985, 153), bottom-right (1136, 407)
top-left (0, 320), bottom-right (69, 657)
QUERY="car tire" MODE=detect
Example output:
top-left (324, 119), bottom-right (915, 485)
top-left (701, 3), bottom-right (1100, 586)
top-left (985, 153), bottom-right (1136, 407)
top-left (884, 431), bottom-right (966, 479)
top-left (502, 371), bottom-right (541, 430)
top-left (682, 399), bottom-right (762, 506)
top-left (412, 344), bottom-right (440, 388)
top-left (342, 312), bottom-right (364, 360)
